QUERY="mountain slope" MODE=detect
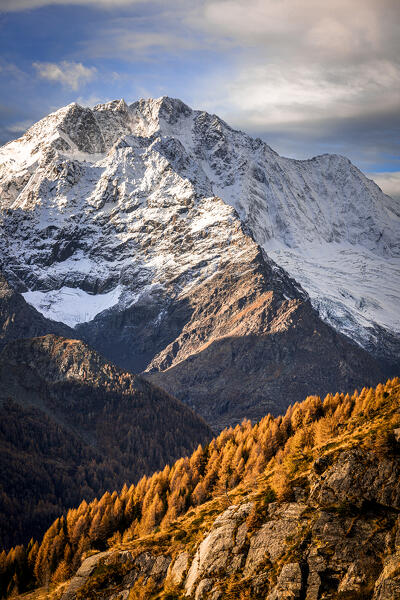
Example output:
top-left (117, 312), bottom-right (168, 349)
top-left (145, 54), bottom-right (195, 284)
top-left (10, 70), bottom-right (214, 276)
top-left (145, 245), bottom-right (385, 430)
top-left (0, 334), bottom-right (212, 549)
top-left (3, 377), bottom-right (400, 599)
top-left (0, 97), bottom-right (396, 427)
top-left (133, 99), bottom-right (400, 367)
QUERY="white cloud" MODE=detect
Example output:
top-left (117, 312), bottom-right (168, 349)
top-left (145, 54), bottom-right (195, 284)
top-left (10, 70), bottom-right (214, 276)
top-left (81, 19), bottom-right (202, 61)
top-left (0, 0), bottom-right (141, 10)
top-left (368, 172), bottom-right (400, 200)
top-left (0, 59), bottom-right (26, 80)
top-left (197, 0), bottom-right (393, 62)
top-left (195, 59), bottom-right (400, 133)
top-left (184, 0), bottom-right (400, 173)
top-left (76, 94), bottom-right (103, 107)
top-left (33, 61), bottom-right (97, 90)
top-left (2, 0), bottom-right (399, 173)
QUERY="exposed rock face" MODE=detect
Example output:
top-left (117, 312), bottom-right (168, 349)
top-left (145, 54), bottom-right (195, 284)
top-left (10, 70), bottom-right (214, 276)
top-left (267, 562), bottom-right (303, 600)
top-left (243, 503), bottom-right (306, 574)
top-left (62, 550), bottom-right (172, 600)
top-left (373, 551), bottom-right (400, 600)
top-left (0, 96), bottom-right (397, 427)
top-left (67, 445), bottom-right (400, 600)
top-left (308, 447), bottom-right (400, 510)
top-left (185, 503), bottom-right (252, 595)
top-left (166, 551), bottom-right (190, 587)
top-left (181, 502), bottom-right (311, 598)
top-left (146, 273), bottom-right (385, 429)
top-left (144, 245), bottom-right (386, 429)
top-left (62, 552), bottom-right (109, 600)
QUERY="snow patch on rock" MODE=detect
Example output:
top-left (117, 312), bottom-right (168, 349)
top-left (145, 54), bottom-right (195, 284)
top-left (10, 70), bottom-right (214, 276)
top-left (22, 285), bottom-right (123, 327)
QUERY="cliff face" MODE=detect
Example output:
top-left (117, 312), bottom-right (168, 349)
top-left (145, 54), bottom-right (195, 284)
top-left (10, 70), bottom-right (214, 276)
top-left (145, 246), bottom-right (386, 430)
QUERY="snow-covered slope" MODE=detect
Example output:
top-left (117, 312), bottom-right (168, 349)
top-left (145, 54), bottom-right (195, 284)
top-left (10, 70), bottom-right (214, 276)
top-left (130, 98), bottom-right (400, 361)
top-left (0, 96), bottom-right (398, 366)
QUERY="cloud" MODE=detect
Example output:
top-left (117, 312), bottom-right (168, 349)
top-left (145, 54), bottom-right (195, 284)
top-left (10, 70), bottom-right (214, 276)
top-left (200, 60), bottom-right (400, 129)
top-left (5, 120), bottom-right (34, 134)
top-left (73, 0), bottom-right (399, 157)
top-left (368, 172), bottom-right (400, 200)
top-left (0, 59), bottom-right (27, 81)
top-left (79, 7), bottom-right (205, 62)
top-left (83, 28), bottom-right (198, 60)
top-left (0, 117), bottom-right (34, 145)
top-left (33, 61), bottom-right (97, 90)
top-left (182, 0), bottom-right (400, 172)
top-left (0, 0), bottom-right (142, 10)
top-left (76, 93), bottom-right (103, 107)
top-left (192, 0), bottom-right (399, 120)
top-left (197, 0), bottom-right (398, 62)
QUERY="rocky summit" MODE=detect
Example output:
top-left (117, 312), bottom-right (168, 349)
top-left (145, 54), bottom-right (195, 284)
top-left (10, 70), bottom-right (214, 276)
top-left (0, 97), bottom-right (398, 428)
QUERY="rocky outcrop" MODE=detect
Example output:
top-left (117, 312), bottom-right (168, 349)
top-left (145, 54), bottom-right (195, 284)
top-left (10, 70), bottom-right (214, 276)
top-left (267, 563), bottom-right (303, 600)
top-left (308, 447), bottom-right (400, 510)
top-left (61, 550), bottom-right (171, 600)
top-left (185, 503), bottom-right (252, 595)
top-left (121, 551), bottom-right (171, 586)
top-left (62, 552), bottom-right (109, 600)
top-left (243, 503), bottom-right (307, 574)
top-left (181, 502), bottom-right (311, 599)
top-left (373, 551), bottom-right (400, 600)
top-left (66, 444), bottom-right (400, 600)
top-left (180, 450), bottom-right (400, 599)
top-left (166, 552), bottom-right (190, 587)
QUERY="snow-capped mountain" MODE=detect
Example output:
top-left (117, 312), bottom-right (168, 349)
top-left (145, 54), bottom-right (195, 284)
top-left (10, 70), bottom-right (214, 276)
top-left (1, 97), bottom-right (398, 359)
top-left (0, 96), bottom-right (396, 427)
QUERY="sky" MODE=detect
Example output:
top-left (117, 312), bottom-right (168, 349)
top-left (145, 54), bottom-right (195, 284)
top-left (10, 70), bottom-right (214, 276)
top-left (0, 0), bottom-right (399, 198)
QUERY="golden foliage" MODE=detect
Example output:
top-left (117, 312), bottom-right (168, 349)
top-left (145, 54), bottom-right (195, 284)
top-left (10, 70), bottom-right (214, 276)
top-left (2, 377), bottom-right (399, 598)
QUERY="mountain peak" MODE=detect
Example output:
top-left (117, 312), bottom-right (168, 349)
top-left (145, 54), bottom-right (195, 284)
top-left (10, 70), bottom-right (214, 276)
top-left (131, 95), bottom-right (192, 115)
top-left (128, 95), bottom-right (193, 137)
top-left (93, 98), bottom-right (128, 112)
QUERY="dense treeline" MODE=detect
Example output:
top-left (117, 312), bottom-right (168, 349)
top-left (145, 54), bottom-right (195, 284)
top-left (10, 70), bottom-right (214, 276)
top-left (0, 336), bottom-right (212, 550)
top-left (2, 377), bottom-right (399, 598)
